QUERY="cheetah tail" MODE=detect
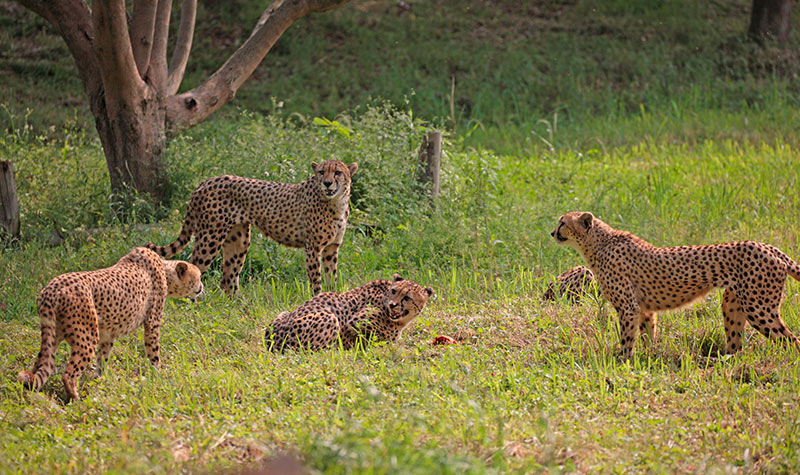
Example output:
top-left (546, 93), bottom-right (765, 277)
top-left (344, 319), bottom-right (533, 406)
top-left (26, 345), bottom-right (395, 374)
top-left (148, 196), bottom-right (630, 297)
top-left (773, 247), bottom-right (800, 282)
top-left (17, 302), bottom-right (58, 391)
top-left (145, 211), bottom-right (194, 259)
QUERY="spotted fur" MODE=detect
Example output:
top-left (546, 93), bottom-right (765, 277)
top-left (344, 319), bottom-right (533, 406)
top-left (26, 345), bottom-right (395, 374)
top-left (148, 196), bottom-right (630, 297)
top-left (552, 211), bottom-right (800, 357)
top-left (17, 247), bottom-right (203, 400)
top-left (266, 275), bottom-right (434, 352)
top-left (146, 160), bottom-right (358, 296)
top-left (542, 265), bottom-right (596, 304)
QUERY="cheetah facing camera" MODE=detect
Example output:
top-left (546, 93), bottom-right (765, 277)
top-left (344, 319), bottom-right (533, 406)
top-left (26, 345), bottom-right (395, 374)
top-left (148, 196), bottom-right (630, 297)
top-left (17, 247), bottom-right (203, 400)
top-left (552, 211), bottom-right (800, 357)
top-left (542, 265), bottom-right (596, 304)
top-left (266, 274), bottom-right (434, 352)
top-left (146, 159), bottom-right (358, 296)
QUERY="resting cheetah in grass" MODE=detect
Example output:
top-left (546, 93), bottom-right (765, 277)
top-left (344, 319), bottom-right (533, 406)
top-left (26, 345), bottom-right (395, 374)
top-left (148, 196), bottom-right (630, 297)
top-left (147, 160), bottom-right (358, 296)
top-left (552, 211), bottom-right (800, 357)
top-left (542, 265), bottom-right (596, 304)
top-left (17, 247), bottom-right (203, 400)
top-left (266, 275), bottom-right (434, 352)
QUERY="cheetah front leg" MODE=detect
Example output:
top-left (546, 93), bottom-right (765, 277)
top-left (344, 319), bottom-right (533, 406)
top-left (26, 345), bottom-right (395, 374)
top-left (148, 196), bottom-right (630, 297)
top-left (221, 223), bottom-right (251, 296)
top-left (601, 275), bottom-right (642, 358)
top-left (321, 242), bottom-right (341, 290)
top-left (304, 244), bottom-right (323, 294)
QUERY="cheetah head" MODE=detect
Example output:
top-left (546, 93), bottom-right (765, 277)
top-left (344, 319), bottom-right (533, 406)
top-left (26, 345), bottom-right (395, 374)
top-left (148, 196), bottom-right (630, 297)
top-left (384, 274), bottom-right (434, 325)
top-left (164, 260), bottom-right (204, 299)
top-left (312, 159), bottom-right (358, 200)
top-left (551, 211), bottom-right (595, 249)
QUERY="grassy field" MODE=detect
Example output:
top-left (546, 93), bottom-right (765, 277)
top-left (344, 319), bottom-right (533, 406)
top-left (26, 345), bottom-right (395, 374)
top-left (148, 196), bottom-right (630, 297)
top-left (3, 0), bottom-right (800, 473)
top-left (3, 104), bottom-right (800, 472)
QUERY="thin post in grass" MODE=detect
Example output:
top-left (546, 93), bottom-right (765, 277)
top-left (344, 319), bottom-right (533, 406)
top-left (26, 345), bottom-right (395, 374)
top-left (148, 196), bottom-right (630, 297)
top-left (417, 131), bottom-right (442, 204)
top-left (0, 161), bottom-right (20, 239)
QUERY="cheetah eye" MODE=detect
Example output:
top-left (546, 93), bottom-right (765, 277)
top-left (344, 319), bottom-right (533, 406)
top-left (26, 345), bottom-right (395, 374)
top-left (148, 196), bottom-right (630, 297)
top-left (334, 170), bottom-right (342, 176)
top-left (402, 296), bottom-right (410, 302)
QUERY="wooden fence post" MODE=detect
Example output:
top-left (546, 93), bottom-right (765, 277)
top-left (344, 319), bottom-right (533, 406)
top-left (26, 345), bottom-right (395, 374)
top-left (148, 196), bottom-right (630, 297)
top-left (0, 161), bottom-right (20, 239)
top-left (417, 131), bottom-right (442, 202)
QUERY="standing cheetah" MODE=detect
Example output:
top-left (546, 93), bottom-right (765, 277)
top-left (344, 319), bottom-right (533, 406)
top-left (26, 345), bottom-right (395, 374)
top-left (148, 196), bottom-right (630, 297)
top-left (147, 160), bottom-right (358, 296)
top-left (17, 247), bottom-right (203, 400)
top-left (266, 275), bottom-right (434, 352)
top-left (552, 211), bottom-right (800, 357)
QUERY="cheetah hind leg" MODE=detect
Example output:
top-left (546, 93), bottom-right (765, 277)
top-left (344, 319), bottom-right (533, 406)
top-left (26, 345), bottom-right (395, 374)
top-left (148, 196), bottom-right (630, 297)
top-left (61, 294), bottom-right (99, 400)
top-left (220, 223), bottom-right (251, 296)
top-left (721, 288), bottom-right (747, 354)
top-left (737, 281), bottom-right (800, 352)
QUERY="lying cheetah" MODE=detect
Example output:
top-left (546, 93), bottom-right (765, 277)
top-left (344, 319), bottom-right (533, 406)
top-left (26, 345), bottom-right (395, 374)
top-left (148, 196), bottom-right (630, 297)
top-left (17, 247), bottom-right (203, 400)
top-left (552, 211), bottom-right (800, 357)
top-left (542, 265), bottom-right (596, 304)
top-left (147, 160), bottom-right (358, 296)
top-left (266, 275), bottom-right (434, 352)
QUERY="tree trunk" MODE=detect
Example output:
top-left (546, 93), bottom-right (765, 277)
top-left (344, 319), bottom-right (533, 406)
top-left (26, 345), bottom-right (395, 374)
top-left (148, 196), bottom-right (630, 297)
top-left (749, 0), bottom-right (793, 43)
top-left (92, 88), bottom-right (168, 201)
top-left (0, 161), bottom-right (21, 238)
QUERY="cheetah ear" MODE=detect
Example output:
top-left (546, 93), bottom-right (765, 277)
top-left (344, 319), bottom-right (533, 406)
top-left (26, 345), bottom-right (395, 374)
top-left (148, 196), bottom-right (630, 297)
top-left (175, 261), bottom-right (188, 278)
top-left (580, 212), bottom-right (594, 230)
top-left (424, 287), bottom-right (434, 297)
top-left (393, 274), bottom-right (404, 282)
top-left (348, 162), bottom-right (358, 176)
top-left (311, 162), bottom-right (319, 172)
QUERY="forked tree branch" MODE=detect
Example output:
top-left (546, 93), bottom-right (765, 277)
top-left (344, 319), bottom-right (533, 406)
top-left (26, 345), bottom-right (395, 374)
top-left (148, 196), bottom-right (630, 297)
top-left (129, 0), bottom-right (158, 78)
top-left (167, 0), bottom-right (197, 95)
top-left (166, 0), bottom-right (351, 131)
top-left (92, 0), bottom-right (145, 112)
top-left (148, 0), bottom-right (172, 93)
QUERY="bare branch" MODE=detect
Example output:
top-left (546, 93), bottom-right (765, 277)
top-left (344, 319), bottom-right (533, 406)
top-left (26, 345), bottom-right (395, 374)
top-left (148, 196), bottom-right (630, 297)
top-left (166, 0), bottom-right (350, 131)
top-left (129, 0), bottom-right (158, 78)
top-left (167, 0), bottom-right (197, 95)
top-left (92, 0), bottom-right (145, 111)
top-left (148, 0), bottom-right (172, 92)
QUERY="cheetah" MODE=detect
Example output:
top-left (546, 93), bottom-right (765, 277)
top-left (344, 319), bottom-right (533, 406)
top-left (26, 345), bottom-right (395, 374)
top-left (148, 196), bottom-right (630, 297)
top-left (266, 274), bottom-right (434, 352)
top-left (146, 160), bottom-right (358, 296)
top-left (552, 211), bottom-right (800, 357)
top-left (542, 265), bottom-right (596, 304)
top-left (17, 247), bottom-right (203, 400)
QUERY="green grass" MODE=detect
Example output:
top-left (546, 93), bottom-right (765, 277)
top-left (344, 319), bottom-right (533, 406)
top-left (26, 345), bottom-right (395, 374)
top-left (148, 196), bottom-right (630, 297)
top-left (3, 104), bottom-right (800, 472)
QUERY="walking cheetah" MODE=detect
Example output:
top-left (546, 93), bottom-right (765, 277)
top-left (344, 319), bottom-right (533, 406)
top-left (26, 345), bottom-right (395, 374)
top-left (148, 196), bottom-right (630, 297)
top-left (147, 160), bottom-right (358, 296)
top-left (17, 247), bottom-right (203, 400)
top-left (542, 265), bottom-right (596, 304)
top-left (266, 275), bottom-right (434, 352)
top-left (552, 211), bottom-right (800, 357)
